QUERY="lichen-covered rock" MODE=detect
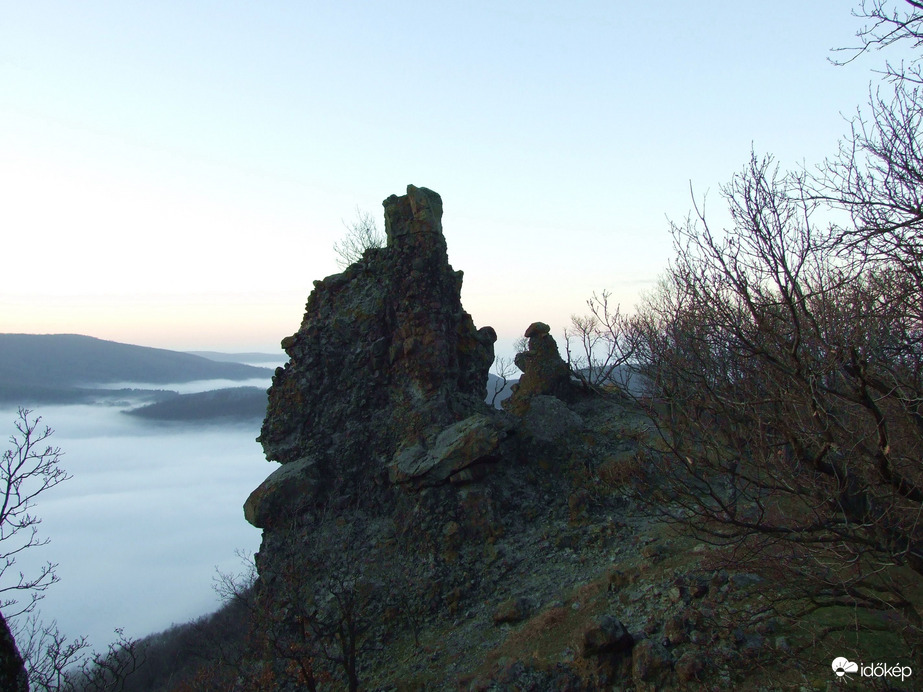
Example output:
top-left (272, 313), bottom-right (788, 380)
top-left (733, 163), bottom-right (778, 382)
top-left (503, 321), bottom-right (576, 416)
top-left (389, 413), bottom-right (511, 487)
top-left (244, 455), bottom-right (320, 529)
top-left (251, 185), bottom-right (498, 525)
top-left (243, 186), bottom-right (657, 690)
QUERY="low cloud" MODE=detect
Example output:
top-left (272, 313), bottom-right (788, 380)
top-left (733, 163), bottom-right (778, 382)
top-left (1, 404), bottom-right (268, 649)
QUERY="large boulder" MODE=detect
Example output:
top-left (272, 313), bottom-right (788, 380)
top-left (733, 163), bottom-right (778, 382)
top-left (244, 455), bottom-right (320, 529)
top-left (389, 413), bottom-right (512, 487)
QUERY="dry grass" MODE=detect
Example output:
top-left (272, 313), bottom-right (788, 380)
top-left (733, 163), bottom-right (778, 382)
top-left (596, 452), bottom-right (646, 490)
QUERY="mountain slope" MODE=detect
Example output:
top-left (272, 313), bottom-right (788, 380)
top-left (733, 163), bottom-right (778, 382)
top-left (186, 351), bottom-right (284, 365)
top-left (0, 334), bottom-right (273, 390)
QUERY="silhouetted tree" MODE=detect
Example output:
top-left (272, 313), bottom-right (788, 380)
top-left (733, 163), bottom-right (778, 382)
top-left (17, 618), bottom-right (141, 692)
top-left (834, 0), bottom-right (923, 83)
top-left (333, 209), bottom-right (385, 269)
top-left (1, 410), bottom-right (140, 691)
top-left (0, 409), bottom-right (69, 619)
top-left (627, 148), bottom-right (923, 650)
top-left (216, 506), bottom-right (402, 692)
top-left (564, 290), bottom-right (637, 393)
top-left (489, 356), bottom-right (517, 408)
top-left (570, 5), bottom-right (923, 655)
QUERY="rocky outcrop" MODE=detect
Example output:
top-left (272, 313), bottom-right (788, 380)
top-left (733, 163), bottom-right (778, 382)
top-left (503, 321), bottom-right (578, 416)
top-left (249, 185), bottom-right (499, 526)
top-left (0, 612), bottom-right (28, 692)
top-left (242, 186), bottom-right (666, 691)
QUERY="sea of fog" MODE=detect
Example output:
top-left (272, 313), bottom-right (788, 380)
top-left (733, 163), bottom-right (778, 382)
top-left (96, 376), bottom-right (273, 395)
top-left (0, 394), bottom-right (274, 652)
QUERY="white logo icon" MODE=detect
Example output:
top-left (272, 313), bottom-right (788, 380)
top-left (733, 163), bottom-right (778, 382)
top-left (832, 657), bottom-right (859, 677)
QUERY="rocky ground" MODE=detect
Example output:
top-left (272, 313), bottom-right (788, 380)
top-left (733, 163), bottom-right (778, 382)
top-left (345, 396), bottom-right (817, 692)
top-left (241, 186), bottom-right (913, 691)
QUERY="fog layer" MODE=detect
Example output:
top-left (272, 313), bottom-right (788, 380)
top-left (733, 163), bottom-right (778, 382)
top-left (1, 402), bottom-right (270, 650)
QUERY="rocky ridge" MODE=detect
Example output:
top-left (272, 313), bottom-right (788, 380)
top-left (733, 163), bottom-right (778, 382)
top-left (240, 186), bottom-right (857, 691)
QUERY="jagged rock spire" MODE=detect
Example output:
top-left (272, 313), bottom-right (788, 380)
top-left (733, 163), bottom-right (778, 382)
top-left (248, 186), bottom-right (498, 527)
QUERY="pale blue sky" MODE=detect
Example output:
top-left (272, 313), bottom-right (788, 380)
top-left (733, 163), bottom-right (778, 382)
top-left (0, 1), bottom-right (896, 356)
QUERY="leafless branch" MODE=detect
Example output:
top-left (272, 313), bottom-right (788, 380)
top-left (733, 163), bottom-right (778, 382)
top-left (333, 208), bottom-right (385, 269)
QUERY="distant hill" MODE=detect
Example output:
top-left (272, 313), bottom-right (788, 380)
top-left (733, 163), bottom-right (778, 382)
top-left (187, 351), bottom-right (285, 366)
top-left (0, 334), bottom-right (273, 402)
top-left (124, 387), bottom-right (268, 422)
top-left (486, 373), bottom-right (516, 408)
top-left (572, 363), bottom-right (651, 398)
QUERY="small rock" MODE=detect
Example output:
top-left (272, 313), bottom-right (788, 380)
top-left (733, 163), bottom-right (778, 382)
top-left (688, 579), bottom-right (708, 599)
top-left (740, 633), bottom-right (764, 656)
top-left (689, 629), bottom-right (706, 645)
top-left (640, 544), bottom-right (661, 559)
top-left (492, 597), bottom-right (532, 625)
top-left (581, 615), bottom-right (634, 657)
top-left (663, 614), bottom-right (688, 645)
top-left (632, 639), bottom-right (674, 689)
top-left (674, 651), bottom-right (705, 683)
top-left (606, 568), bottom-right (634, 593)
top-left (756, 617), bottom-right (780, 635)
top-left (709, 570), bottom-right (729, 589)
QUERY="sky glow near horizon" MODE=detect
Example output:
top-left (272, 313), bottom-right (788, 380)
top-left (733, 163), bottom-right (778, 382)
top-left (0, 1), bottom-right (904, 359)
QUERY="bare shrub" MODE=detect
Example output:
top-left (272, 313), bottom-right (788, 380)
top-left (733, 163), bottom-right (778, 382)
top-left (0, 409), bottom-right (70, 618)
top-left (627, 150), bottom-right (923, 652)
top-left (333, 209), bottom-right (385, 269)
top-left (564, 291), bottom-right (639, 397)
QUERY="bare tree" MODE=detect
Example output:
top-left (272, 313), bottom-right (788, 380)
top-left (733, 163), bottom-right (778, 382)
top-left (15, 617), bottom-right (141, 692)
top-left (591, 0), bottom-right (923, 664)
top-left (488, 356), bottom-right (517, 408)
top-left (627, 151), bottom-right (923, 651)
top-left (214, 539), bottom-right (323, 692)
top-left (0, 409), bottom-right (70, 619)
top-left (217, 506), bottom-right (399, 692)
top-left (833, 0), bottom-right (923, 82)
top-left (564, 290), bottom-right (637, 395)
top-left (333, 209), bottom-right (385, 269)
top-left (0, 411), bottom-right (141, 691)
top-left (814, 84), bottom-right (923, 303)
